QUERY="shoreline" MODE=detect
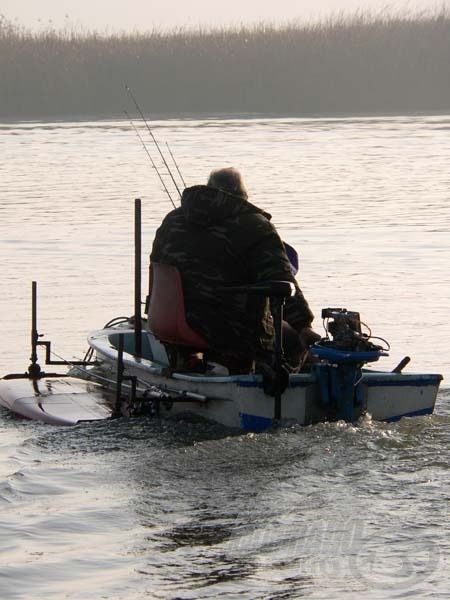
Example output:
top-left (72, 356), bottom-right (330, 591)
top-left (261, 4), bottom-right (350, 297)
top-left (1, 109), bottom-right (450, 125)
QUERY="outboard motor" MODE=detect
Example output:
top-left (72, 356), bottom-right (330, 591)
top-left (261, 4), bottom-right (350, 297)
top-left (311, 308), bottom-right (389, 422)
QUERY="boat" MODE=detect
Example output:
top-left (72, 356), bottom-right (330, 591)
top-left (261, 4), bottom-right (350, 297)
top-left (0, 282), bottom-right (442, 431)
top-left (0, 201), bottom-right (443, 430)
top-left (83, 315), bottom-right (442, 431)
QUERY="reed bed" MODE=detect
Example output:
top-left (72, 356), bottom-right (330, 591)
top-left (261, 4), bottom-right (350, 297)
top-left (1, 9), bottom-right (450, 119)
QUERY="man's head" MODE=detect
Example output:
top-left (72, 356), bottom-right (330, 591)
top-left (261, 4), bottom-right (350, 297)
top-left (207, 167), bottom-right (248, 200)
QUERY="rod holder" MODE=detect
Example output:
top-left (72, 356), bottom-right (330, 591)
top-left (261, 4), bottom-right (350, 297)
top-left (114, 332), bottom-right (137, 418)
top-left (28, 281), bottom-right (42, 378)
top-left (134, 198), bottom-right (142, 357)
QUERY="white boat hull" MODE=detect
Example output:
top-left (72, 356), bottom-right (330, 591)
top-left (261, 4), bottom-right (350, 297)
top-left (363, 372), bottom-right (439, 422)
top-left (1, 327), bottom-right (441, 429)
top-left (85, 327), bottom-right (442, 431)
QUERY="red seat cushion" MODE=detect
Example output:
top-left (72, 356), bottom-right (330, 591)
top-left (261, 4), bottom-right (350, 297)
top-left (147, 263), bottom-right (208, 349)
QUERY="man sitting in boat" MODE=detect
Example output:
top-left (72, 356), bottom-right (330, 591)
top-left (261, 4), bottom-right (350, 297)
top-left (149, 167), bottom-right (319, 373)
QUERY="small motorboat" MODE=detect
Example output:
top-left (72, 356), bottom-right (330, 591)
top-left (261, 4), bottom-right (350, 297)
top-left (82, 309), bottom-right (442, 432)
top-left (0, 283), bottom-right (442, 431)
top-left (0, 201), bottom-right (443, 430)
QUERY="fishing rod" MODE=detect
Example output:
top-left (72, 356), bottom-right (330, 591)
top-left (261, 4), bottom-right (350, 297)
top-left (125, 85), bottom-right (182, 198)
top-left (124, 110), bottom-right (177, 209)
top-left (166, 142), bottom-right (187, 189)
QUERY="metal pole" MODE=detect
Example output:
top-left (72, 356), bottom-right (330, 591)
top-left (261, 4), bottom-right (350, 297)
top-left (30, 281), bottom-right (38, 365)
top-left (114, 333), bottom-right (124, 417)
top-left (272, 298), bottom-right (284, 420)
top-left (28, 281), bottom-right (42, 378)
top-left (134, 198), bottom-right (142, 358)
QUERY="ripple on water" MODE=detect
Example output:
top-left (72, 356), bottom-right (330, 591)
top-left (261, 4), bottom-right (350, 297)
top-left (1, 115), bottom-right (450, 597)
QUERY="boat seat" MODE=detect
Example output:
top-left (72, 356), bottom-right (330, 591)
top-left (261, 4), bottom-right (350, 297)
top-left (146, 262), bottom-right (209, 350)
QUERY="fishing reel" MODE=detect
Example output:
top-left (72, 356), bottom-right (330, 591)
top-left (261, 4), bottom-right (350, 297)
top-left (320, 308), bottom-right (384, 353)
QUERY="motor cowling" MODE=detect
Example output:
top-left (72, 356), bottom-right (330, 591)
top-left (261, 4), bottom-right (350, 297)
top-left (310, 308), bottom-right (388, 422)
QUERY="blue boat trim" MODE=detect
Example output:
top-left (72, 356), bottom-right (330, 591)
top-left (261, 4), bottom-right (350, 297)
top-left (383, 406), bottom-right (434, 422)
top-left (240, 413), bottom-right (273, 432)
top-left (236, 380), bottom-right (263, 388)
top-left (237, 379), bottom-right (313, 389)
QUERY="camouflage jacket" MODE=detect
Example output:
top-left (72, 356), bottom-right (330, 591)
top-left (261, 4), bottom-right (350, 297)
top-left (150, 185), bottom-right (314, 358)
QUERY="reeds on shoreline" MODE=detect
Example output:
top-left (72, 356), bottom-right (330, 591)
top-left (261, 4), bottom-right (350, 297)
top-left (1, 8), bottom-right (450, 119)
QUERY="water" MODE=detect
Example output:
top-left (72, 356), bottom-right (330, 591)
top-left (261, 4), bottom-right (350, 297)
top-left (0, 115), bottom-right (449, 598)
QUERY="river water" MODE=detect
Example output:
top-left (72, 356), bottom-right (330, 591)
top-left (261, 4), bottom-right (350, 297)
top-left (0, 115), bottom-right (449, 598)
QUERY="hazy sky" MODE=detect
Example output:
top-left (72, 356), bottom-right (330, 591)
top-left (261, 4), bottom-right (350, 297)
top-left (1, 0), bottom-right (443, 32)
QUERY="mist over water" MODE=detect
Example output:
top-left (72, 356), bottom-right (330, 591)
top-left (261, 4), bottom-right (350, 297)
top-left (0, 115), bottom-right (449, 598)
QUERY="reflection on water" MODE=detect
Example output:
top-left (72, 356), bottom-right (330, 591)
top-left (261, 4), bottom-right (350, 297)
top-left (0, 115), bottom-right (449, 598)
